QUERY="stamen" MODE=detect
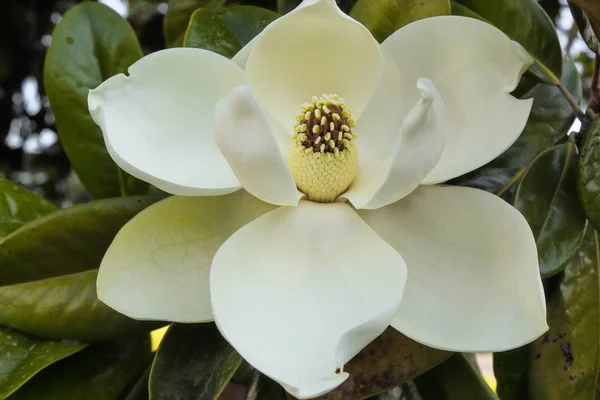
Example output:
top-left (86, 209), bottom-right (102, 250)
top-left (288, 94), bottom-right (359, 203)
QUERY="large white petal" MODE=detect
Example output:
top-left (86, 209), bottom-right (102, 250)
top-left (371, 16), bottom-right (533, 184)
top-left (97, 191), bottom-right (275, 322)
top-left (245, 0), bottom-right (384, 130)
top-left (88, 48), bottom-right (245, 195)
top-left (359, 186), bottom-right (547, 351)
top-left (343, 77), bottom-right (446, 210)
top-left (213, 85), bottom-right (303, 206)
top-left (211, 201), bottom-right (407, 398)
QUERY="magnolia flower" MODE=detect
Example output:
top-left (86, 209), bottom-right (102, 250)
top-left (88, 0), bottom-right (547, 397)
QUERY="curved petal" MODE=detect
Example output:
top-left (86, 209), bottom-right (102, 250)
top-left (359, 186), bottom-right (547, 352)
top-left (97, 191), bottom-right (276, 322)
top-left (88, 48), bottom-right (245, 195)
top-left (211, 201), bottom-right (407, 398)
top-left (213, 85), bottom-right (303, 206)
top-left (343, 77), bottom-right (446, 210)
top-left (245, 0), bottom-right (384, 130)
top-left (369, 16), bottom-right (533, 184)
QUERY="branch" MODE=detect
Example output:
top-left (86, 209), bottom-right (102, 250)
top-left (589, 55), bottom-right (600, 114)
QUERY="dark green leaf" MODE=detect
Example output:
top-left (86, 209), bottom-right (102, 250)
top-left (10, 337), bottom-right (152, 400)
top-left (0, 178), bottom-right (56, 238)
top-left (494, 345), bottom-right (533, 400)
top-left (150, 323), bottom-right (242, 400)
top-left (368, 382), bottom-right (423, 400)
top-left (164, 0), bottom-right (223, 47)
top-left (452, 0), bottom-right (563, 84)
top-left (0, 196), bottom-right (158, 285)
top-left (317, 329), bottom-right (451, 400)
top-left (452, 57), bottom-right (581, 197)
top-left (349, 0), bottom-right (450, 42)
top-left (414, 354), bottom-right (496, 399)
top-left (45, 1), bottom-right (148, 199)
top-left (449, 167), bottom-right (527, 201)
top-left (245, 370), bottom-right (286, 400)
top-left (121, 367), bottom-right (151, 400)
top-left (491, 57), bottom-right (581, 169)
top-left (528, 229), bottom-right (600, 399)
top-left (578, 118), bottom-right (600, 232)
top-left (569, 3), bottom-right (599, 53)
top-left (184, 6), bottom-right (279, 58)
top-left (0, 328), bottom-right (87, 398)
top-left (514, 143), bottom-right (587, 277)
top-left (0, 270), bottom-right (163, 341)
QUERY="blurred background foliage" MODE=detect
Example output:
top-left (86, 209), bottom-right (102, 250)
top-left (0, 0), bottom-right (594, 209)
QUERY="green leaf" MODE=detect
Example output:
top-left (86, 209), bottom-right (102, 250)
top-left (577, 118), bottom-right (600, 232)
top-left (149, 323), bottom-right (242, 400)
top-left (527, 229), bottom-right (600, 399)
top-left (414, 354), bottom-right (497, 399)
top-left (45, 1), bottom-right (148, 199)
top-left (164, 0), bottom-right (221, 47)
top-left (0, 328), bottom-right (87, 398)
top-left (10, 337), bottom-right (152, 400)
top-left (513, 143), bottom-right (587, 277)
top-left (184, 6), bottom-right (279, 58)
top-left (245, 370), bottom-right (286, 400)
top-left (494, 345), bottom-right (533, 400)
top-left (0, 269), bottom-right (163, 341)
top-left (452, 57), bottom-right (581, 197)
top-left (491, 57), bottom-right (581, 169)
top-left (369, 382), bottom-right (423, 400)
top-left (569, 3), bottom-right (599, 53)
top-left (452, 0), bottom-right (563, 84)
top-left (317, 329), bottom-right (451, 400)
top-left (349, 0), bottom-right (450, 42)
top-left (0, 196), bottom-right (158, 285)
top-left (0, 178), bottom-right (56, 238)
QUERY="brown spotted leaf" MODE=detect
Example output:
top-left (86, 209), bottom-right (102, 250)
top-left (317, 329), bottom-right (451, 400)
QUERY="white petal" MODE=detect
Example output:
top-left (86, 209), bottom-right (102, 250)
top-left (211, 201), bottom-right (407, 398)
top-left (88, 48), bottom-right (245, 195)
top-left (343, 77), bottom-right (446, 209)
top-left (97, 191), bottom-right (276, 322)
top-left (377, 16), bottom-right (533, 183)
top-left (359, 186), bottom-right (547, 351)
top-left (231, 0), bottom-right (320, 70)
top-left (213, 85), bottom-right (303, 206)
top-left (245, 0), bottom-right (384, 130)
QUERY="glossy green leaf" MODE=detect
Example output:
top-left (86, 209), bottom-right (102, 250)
top-left (514, 143), bottom-right (587, 277)
top-left (317, 329), bottom-right (451, 400)
top-left (452, 0), bottom-right (563, 83)
top-left (368, 382), bottom-right (423, 400)
top-left (491, 57), bottom-right (581, 169)
top-left (578, 118), bottom-right (600, 232)
top-left (0, 196), bottom-right (158, 285)
top-left (0, 328), bottom-right (87, 398)
top-left (414, 354), bottom-right (496, 399)
top-left (350, 0), bottom-right (450, 42)
top-left (494, 345), bottom-right (533, 400)
top-left (527, 229), bottom-right (600, 399)
top-left (0, 178), bottom-right (56, 238)
top-left (121, 367), bottom-right (151, 400)
top-left (184, 6), bottom-right (279, 58)
top-left (0, 270), bottom-right (163, 341)
top-left (10, 337), bottom-right (152, 400)
top-left (569, 3), bottom-right (599, 53)
top-left (45, 1), bottom-right (148, 199)
top-left (150, 323), bottom-right (242, 400)
top-left (164, 0), bottom-right (222, 47)
top-left (452, 57), bottom-right (580, 196)
top-left (245, 370), bottom-right (286, 400)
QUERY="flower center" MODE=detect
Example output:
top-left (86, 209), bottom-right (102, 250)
top-left (286, 94), bottom-right (358, 203)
